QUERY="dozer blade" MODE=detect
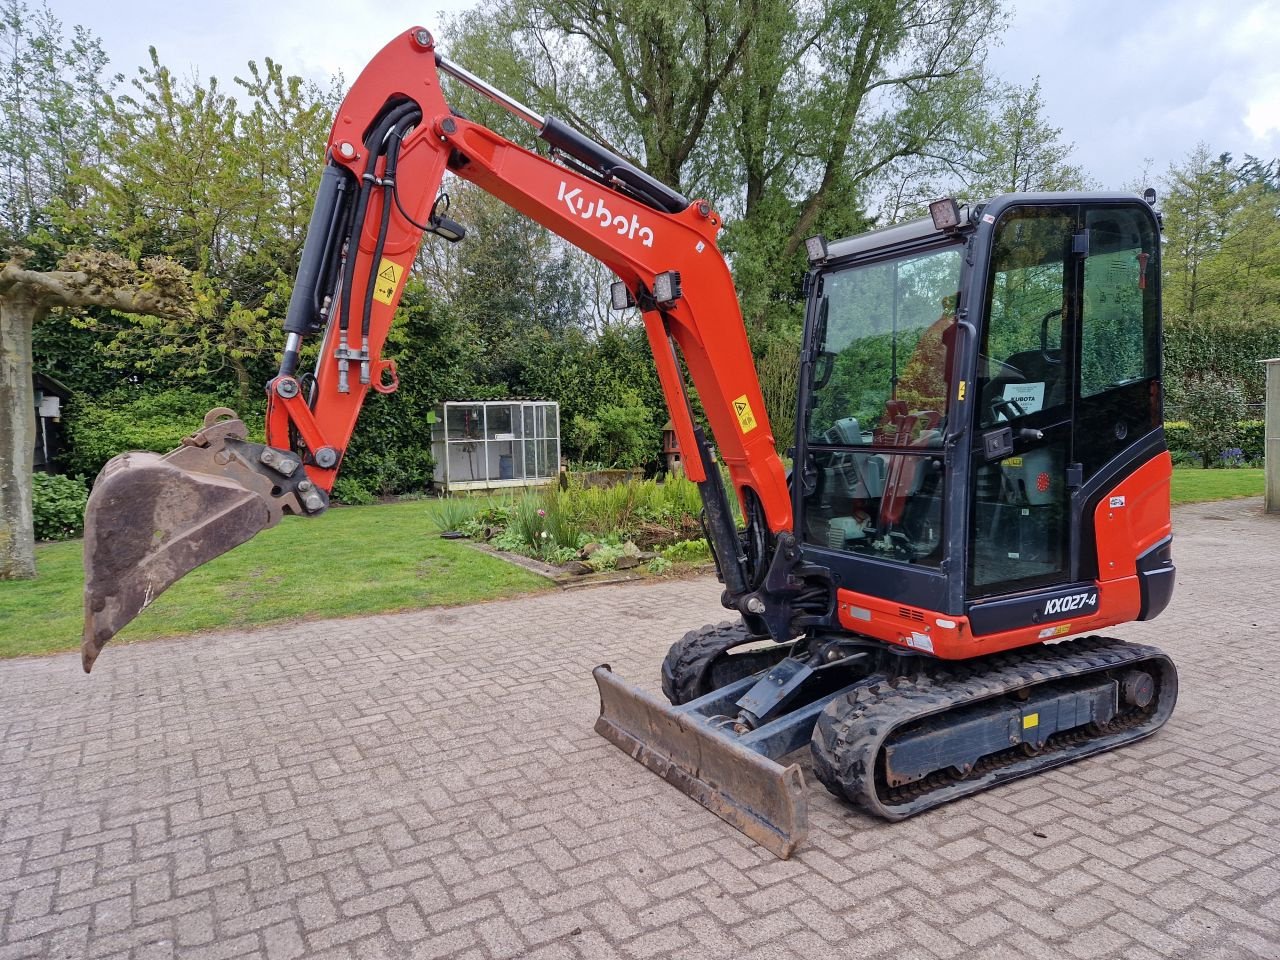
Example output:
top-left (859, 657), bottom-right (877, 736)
top-left (592, 665), bottom-right (808, 859)
top-left (82, 409), bottom-right (323, 673)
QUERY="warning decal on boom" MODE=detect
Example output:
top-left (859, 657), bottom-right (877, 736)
top-left (372, 258), bottom-right (404, 305)
top-left (733, 395), bottom-right (758, 434)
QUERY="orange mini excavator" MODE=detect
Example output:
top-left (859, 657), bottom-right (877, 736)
top-left (81, 28), bottom-right (1177, 858)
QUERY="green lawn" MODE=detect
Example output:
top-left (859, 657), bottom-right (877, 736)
top-left (1170, 467), bottom-right (1264, 505)
top-left (0, 500), bottom-right (550, 660)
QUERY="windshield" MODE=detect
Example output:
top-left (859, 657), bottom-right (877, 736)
top-left (808, 245), bottom-right (964, 447)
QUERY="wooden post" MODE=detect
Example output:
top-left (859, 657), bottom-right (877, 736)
top-left (1265, 359), bottom-right (1280, 514)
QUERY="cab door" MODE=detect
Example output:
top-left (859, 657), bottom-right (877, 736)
top-left (966, 205), bottom-right (1078, 618)
top-left (1071, 204), bottom-right (1166, 584)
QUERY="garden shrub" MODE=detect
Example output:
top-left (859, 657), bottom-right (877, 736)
top-left (1168, 373), bottom-right (1246, 468)
top-left (32, 472), bottom-right (88, 541)
top-left (339, 396), bottom-right (436, 497)
top-left (569, 387), bottom-right (660, 469)
top-left (1165, 418), bottom-right (1263, 465)
top-left (66, 388), bottom-right (263, 478)
top-left (1163, 421), bottom-right (1191, 457)
top-left (330, 477), bottom-right (375, 506)
top-left (1240, 420), bottom-right (1264, 463)
top-left (66, 385), bottom-right (434, 498)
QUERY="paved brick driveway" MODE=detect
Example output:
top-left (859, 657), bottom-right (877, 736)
top-left (2, 497), bottom-right (1278, 959)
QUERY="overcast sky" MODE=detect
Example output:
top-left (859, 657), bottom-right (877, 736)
top-left (55, 0), bottom-right (1280, 194)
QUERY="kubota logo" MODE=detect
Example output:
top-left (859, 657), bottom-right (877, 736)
top-left (557, 182), bottom-right (655, 247)
top-left (1043, 592), bottom-right (1097, 616)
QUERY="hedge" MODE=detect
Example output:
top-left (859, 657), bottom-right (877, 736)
top-left (65, 388), bottom-right (263, 479)
top-left (1165, 420), bottom-right (1263, 465)
top-left (31, 472), bottom-right (89, 541)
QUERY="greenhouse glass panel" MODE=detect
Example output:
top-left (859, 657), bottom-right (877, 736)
top-left (487, 404), bottom-right (514, 440)
top-left (447, 404), bottom-right (484, 441)
top-left (488, 440), bottom-right (518, 480)
top-left (523, 438), bottom-right (537, 479)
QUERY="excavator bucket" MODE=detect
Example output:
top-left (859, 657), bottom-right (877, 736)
top-left (592, 665), bottom-right (808, 859)
top-left (81, 409), bottom-right (319, 673)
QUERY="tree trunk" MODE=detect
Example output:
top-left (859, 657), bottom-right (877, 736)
top-left (0, 248), bottom-right (193, 580)
top-left (0, 296), bottom-right (39, 579)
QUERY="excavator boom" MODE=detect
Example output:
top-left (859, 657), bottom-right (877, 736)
top-left (82, 28), bottom-right (796, 663)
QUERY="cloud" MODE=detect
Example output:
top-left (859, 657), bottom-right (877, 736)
top-left (1245, 87), bottom-right (1280, 141)
top-left (984, 0), bottom-right (1280, 187)
top-left (62, 0), bottom-right (475, 88)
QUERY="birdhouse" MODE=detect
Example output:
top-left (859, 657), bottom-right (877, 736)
top-left (661, 419), bottom-right (682, 476)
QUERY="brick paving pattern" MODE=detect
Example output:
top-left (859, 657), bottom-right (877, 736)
top-left (2, 496), bottom-right (1278, 959)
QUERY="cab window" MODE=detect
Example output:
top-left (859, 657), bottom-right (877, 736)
top-left (979, 209), bottom-right (1073, 427)
top-left (808, 246), bottom-right (963, 444)
top-left (1080, 208), bottom-right (1159, 398)
top-left (802, 244), bottom-right (962, 567)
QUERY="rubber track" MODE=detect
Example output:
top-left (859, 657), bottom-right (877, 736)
top-left (660, 621), bottom-right (752, 705)
top-left (809, 636), bottom-right (1177, 820)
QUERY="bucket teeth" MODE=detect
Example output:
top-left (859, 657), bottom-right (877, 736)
top-left (592, 664), bottom-right (808, 859)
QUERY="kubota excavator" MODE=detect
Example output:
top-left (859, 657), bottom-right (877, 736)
top-left (81, 28), bottom-right (1178, 859)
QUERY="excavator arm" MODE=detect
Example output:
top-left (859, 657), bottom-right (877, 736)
top-left (81, 28), bottom-right (823, 671)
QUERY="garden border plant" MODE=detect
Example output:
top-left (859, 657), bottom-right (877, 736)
top-left (427, 473), bottom-right (718, 575)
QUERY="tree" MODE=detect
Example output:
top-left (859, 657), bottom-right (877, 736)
top-left (1190, 156), bottom-right (1280, 326)
top-left (956, 78), bottom-right (1087, 197)
top-left (1161, 145), bottom-right (1237, 322)
top-left (445, 0), bottom-right (1005, 330)
top-left (880, 77), bottom-right (1088, 221)
top-left (62, 51), bottom-right (338, 404)
top-left (0, 249), bottom-right (191, 578)
top-left (1161, 147), bottom-right (1280, 407)
top-left (0, 0), bottom-right (113, 250)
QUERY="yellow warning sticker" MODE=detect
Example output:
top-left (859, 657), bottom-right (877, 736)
top-left (732, 394), bottom-right (758, 434)
top-left (372, 258), bottom-right (404, 305)
top-left (957, 380), bottom-right (967, 401)
top-left (1023, 713), bottom-right (1039, 729)
top-left (1005, 456), bottom-right (1024, 467)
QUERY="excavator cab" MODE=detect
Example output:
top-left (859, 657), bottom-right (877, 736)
top-left (797, 195), bottom-right (1170, 633)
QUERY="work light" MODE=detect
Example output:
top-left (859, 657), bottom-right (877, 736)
top-left (929, 198), bottom-right (962, 231)
top-left (804, 235), bottom-right (828, 264)
top-left (610, 281), bottom-right (635, 311)
top-left (653, 271), bottom-right (682, 305)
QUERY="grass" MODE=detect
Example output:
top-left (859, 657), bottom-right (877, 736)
top-left (1170, 467), bottom-right (1264, 505)
top-left (0, 500), bottom-right (550, 660)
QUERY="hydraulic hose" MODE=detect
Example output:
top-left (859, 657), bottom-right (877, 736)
top-left (330, 100), bottom-right (419, 390)
top-left (360, 112), bottom-right (420, 343)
